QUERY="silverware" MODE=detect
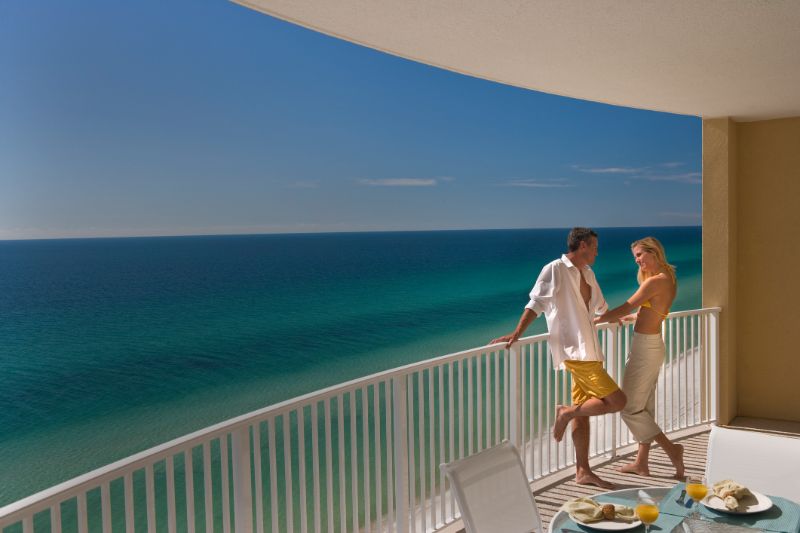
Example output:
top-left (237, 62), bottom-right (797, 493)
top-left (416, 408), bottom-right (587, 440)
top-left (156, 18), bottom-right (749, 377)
top-left (676, 489), bottom-right (686, 505)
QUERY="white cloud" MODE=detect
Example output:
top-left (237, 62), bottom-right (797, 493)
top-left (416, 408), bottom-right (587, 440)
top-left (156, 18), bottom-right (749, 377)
top-left (358, 178), bottom-right (438, 187)
top-left (504, 178), bottom-right (575, 188)
top-left (637, 172), bottom-right (701, 184)
top-left (573, 163), bottom-right (700, 185)
top-left (572, 165), bottom-right (643, 174)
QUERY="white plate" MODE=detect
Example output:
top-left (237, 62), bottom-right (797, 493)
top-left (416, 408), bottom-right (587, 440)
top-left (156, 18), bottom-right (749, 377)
top-left (572, 517), bottom-right (643, 531)
top-left (701, 490), bottom-right (773, 514)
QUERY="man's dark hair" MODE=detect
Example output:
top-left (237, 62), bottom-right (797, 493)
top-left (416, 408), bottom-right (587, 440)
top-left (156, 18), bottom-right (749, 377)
top-left (567, 227), bottom-right (598, 252)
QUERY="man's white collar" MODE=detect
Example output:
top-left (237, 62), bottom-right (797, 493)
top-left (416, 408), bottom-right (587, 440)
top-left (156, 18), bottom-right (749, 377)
top-left (562, 253), bottom-right (588, 270)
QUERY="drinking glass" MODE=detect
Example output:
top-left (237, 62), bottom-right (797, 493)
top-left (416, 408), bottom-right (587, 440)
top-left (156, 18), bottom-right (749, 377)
top-left (686, 475), bottom-right (708, 520)
top-left (635, 498), bottom-right (660, 533)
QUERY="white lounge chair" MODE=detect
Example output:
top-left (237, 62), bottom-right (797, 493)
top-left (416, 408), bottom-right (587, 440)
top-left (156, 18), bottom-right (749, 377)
top-left (705, 424), bottom-right (800, 501)
top-left (440, 441), bottom-right (543, 533)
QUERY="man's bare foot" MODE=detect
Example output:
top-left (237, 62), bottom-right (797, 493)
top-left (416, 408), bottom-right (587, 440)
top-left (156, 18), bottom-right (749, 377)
top-left (576, 471), bottom-right (615, 489)
top-left (670, 443), bottom-right (685, 479)
top-left (619, 462), bottom-right (650, 476)
top-left (553, 405), bottom-right (572, 442)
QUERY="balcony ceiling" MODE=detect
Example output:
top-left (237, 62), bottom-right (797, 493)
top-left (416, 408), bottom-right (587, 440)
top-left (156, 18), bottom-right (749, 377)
top-left (233, 0), bottom-right (800, 121)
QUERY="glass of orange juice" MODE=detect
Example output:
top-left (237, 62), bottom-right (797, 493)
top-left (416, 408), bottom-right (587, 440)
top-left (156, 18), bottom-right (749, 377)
top-left (686, 475), bottom-right (708, 519)
top-left (635, 498), bottom-right (660, 533)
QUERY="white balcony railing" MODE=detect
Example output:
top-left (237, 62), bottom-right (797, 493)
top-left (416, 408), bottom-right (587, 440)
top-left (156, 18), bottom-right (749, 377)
top-left (0, 307), bottom-right (720, 533)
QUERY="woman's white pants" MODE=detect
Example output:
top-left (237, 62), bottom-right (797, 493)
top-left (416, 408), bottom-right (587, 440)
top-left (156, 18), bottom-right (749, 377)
top-left (621, 332), bottom-right (665, 443)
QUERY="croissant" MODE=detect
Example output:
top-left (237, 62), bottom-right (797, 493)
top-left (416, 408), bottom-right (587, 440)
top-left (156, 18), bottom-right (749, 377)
top-left (713, 480), bottom-right (752, 510)
top-left (723, 495), bottom-right (739, 510)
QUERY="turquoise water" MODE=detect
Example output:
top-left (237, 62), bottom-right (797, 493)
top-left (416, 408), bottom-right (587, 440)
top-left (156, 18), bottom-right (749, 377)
top-left (0, 227), bottom-right (701, 506)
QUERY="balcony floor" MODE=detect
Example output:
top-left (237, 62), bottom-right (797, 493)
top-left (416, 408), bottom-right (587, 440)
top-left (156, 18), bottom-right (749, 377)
top-left (534, 430), bottom-right (710, 530)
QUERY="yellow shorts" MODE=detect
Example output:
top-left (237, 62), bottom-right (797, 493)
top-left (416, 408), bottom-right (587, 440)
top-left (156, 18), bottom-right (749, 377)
top-left (562, 360), bottom-right (620, 405)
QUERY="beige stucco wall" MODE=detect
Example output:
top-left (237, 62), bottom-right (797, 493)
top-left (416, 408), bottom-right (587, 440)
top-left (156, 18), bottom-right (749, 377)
top-left (703, 116), bottom-right (800, 423)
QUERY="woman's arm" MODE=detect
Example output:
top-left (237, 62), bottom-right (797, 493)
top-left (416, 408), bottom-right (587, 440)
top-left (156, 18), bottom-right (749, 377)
top-left (595, 278), bottom-right (660, 324)
top-left (596, 301), bottom-right (635, 324)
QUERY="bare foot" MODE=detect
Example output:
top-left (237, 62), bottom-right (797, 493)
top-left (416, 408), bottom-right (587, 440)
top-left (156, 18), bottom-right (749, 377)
top-left (619, 462), bottom-right (650, 476)
top-left (671, 443), bottom-right (685, 480)
top-left (576, 471), bottom-right (615, 489)
top-left (553, 405), bottom-right (572, 442)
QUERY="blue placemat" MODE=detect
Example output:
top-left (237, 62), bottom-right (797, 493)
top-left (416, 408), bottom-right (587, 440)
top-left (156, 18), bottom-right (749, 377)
top-left (660, 483), bottom-right (800, 533)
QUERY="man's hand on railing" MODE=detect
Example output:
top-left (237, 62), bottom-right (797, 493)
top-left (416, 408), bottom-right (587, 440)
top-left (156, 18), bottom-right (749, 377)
top-left (490, 331), bottom-right (520, 349)
top-left (593, 315), bottom-right (611, 325)
top-left (492, 309), bottom-right (537, 348)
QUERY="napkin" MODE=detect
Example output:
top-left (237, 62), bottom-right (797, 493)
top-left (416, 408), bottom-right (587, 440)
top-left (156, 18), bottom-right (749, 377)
top-left (638, 489), bottom-right (656, 504)
top-left (560, 497), bottom-right (638, 523)
top-left (712, 480), bottom-right (753, 511)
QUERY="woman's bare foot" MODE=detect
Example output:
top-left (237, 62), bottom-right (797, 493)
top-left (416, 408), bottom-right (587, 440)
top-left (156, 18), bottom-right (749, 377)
top-left (619, 462), bottom-right (650, 476)
top-left (553, 405), bottom-right (572, 442)
top-left (669, 443), bottom-right (685, 479)
top-left (576, 471), bottom-right (615, 489)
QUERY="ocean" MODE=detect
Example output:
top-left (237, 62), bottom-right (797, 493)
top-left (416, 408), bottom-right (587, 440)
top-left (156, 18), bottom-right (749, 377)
top-left (0, 227), bottom-right (701, 506)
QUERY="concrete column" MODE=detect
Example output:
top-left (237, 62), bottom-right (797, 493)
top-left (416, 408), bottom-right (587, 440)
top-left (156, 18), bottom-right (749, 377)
top-left (702, 117), bottom-right (737, 425)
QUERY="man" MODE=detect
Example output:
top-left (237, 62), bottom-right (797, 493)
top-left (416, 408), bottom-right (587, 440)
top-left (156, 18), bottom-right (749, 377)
top-left (491, 227), bottom-right (626, 489)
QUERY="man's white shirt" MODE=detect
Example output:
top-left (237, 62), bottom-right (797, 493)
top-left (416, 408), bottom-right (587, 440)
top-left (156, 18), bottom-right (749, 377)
top-left (525, 254), bottom-right (608, 369)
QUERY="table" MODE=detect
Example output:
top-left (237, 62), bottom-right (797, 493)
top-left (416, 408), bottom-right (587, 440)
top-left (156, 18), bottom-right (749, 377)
top-left (548, 484), bottom-right (800, 533)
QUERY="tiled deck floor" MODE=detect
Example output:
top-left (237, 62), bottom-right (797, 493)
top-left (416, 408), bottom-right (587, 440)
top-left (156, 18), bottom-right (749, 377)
top-left (534, 430), bottom-right (709, 530)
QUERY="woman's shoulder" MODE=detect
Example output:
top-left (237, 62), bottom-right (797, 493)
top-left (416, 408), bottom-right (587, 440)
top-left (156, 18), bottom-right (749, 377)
top-left (645, 273), bottom-right (675, 291)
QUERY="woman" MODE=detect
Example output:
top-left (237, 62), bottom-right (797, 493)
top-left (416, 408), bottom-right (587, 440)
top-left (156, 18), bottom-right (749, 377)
top-left (595, 237), bottom-right (684, 479)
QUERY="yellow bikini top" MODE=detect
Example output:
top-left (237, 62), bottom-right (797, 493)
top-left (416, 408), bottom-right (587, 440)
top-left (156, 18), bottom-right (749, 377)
top-left (641, 300), bottom-right (669, 319)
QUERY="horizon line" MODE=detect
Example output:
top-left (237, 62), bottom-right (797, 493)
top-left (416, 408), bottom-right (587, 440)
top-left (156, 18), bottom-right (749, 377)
top-left (0, 224), bottom-right (702, 243)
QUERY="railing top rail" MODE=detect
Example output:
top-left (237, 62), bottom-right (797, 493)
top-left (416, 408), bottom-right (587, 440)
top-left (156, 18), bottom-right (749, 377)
top-left (663, 306), bottom-right (720, 318)
top-left (0, 306), bottom-right (719, 522)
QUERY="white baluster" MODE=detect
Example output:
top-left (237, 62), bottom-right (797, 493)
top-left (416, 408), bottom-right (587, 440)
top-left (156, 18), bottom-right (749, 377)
top-left (185, 451), bottom-right (196, 533)
top-left (710, 310), bottom-right (720, 421)
top-left (324, 401), bottom-right (334, 533)
top-left (267, 421), bottom-right (278, 533)
top-left (203, 442), bottom-right (214, 533)
top-left (251, 427), bottom-right (264, 533)
top-left (509, 344), bottom-right (521, 451)
top-left (297, 409), bottom-right (308, 533)
top-left (146, 464), bottom-right (156, 533)
top-left (385, 383), bottom-right (395, 533)
top-left (282, 416), bottom-right (293, 533)
top-left (374, 383), bottom-right (383, 532)
top-left (608, 324), bottom-right (618, 457)
top-left (77, 491), bottom-right (88, 533)
top-left (392, 375), bottom-right (409, 533)
top-left (337, 396), bottom-right (346, 533)
top-left (125, 472), bottom-right (135, 533)
top-left (50, 503), bottom-right (62, 533)
top-left (362, 386), bottom-right (371, 533)
top-left (166, 455), bottom-right (177, 533)
top-left (311, 403), bottom-right (321, 533)
top-left (232, 427), bottom-right (253, 533)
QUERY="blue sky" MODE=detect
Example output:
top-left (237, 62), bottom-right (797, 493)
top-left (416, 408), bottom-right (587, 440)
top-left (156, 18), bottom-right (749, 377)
top-left (0, 0), bottom-right (701, 239)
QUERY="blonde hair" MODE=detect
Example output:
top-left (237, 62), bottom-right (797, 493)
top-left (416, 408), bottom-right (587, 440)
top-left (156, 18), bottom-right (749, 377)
top-left (631, 236), bottom-right (676, 285)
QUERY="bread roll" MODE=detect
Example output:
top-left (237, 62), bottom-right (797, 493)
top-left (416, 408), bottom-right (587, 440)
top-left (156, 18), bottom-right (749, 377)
top-left (602, 504), bottom-right (616, 520)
